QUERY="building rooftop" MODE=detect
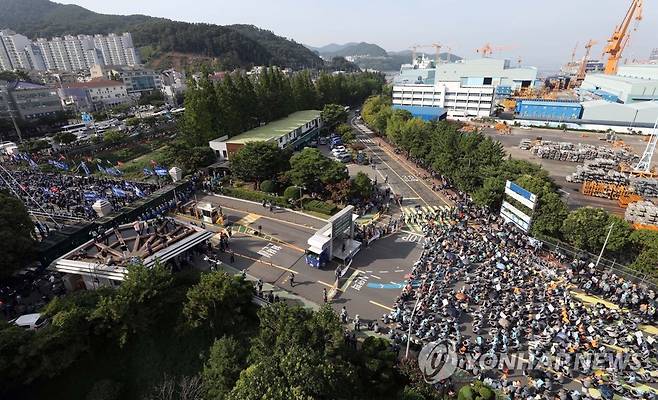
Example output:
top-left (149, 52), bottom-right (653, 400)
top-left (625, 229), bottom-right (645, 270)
top-left (61, 79), bottom-right (124, 89)
top-left (518, 99), bottom-right (582, 107)
top-left (9, 81), bottom-right (49, 90)
top-left (50, 218), bottom-right (212, 281)
top-left (212, 110), bottom-right (321, 145)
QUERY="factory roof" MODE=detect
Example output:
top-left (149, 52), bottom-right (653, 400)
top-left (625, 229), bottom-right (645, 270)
top-left (211, 110), bottom-right (321, 145)
top-left (517, 99), bottom-right (582, 107)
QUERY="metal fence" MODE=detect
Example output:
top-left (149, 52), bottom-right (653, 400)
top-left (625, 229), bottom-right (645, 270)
top-left (534, 233), bottom-right (657, 290)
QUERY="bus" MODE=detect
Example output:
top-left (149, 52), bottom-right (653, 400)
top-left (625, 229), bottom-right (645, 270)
top-left (59, 123), bottom-right (89, 136)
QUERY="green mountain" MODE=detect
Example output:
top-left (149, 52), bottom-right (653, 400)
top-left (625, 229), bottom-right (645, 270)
top-left (0, 0), bottom-right (324, 69)
top-left (321, 42), bottom-right (388, 58)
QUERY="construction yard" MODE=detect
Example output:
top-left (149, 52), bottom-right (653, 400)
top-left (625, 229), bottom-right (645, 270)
top-left (483, 126), bottom-right (657, 216)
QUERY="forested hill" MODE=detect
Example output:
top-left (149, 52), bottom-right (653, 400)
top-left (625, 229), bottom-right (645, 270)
top-left (0, 0), bottom-right (325, 70)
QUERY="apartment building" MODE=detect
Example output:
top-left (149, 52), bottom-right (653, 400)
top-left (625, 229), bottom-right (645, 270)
top-left (2, 30), bottom-right (140, 72)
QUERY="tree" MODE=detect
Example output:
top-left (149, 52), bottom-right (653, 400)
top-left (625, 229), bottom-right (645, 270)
top-left (92, 263), bottom-right (173, 346)
top-left (287, 148), bottom-right (330, 191)
top-left (183, 271), bottom-right (255, 336)
top-left (321, 104), bottom-right (348, 130)
top-left (351, 172), bottom-right (373, 199)
top-left (102, 130), bottom-right (128, 145)
top-left (202, 336), bottom-right (248, 400)
top-left (0, 190), bottom-right (35, 278)
top-left (229, 304), bottom-right (358, 400)
top-left (230, 142), bottom-right (289, 186)
top-left (163, 141), bottom-right (216, 172)
top-left (561, 208), bottom-right (631, 254)
top-left (182, 72), bottom-right (219, 146)
top-left (54, 131), bottom-right (77, 145)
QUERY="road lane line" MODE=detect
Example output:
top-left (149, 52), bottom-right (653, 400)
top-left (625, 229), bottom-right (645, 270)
top-left (369, 300), bottom-right (393, 311)
top-left (340, 269), bottom-right (361, 292)
top-left (232, 252), bottom-right (295, 273)
top-left (370, 274), bottom-right (382, 280)
top-left (318, 280), bottom-right (343, 292)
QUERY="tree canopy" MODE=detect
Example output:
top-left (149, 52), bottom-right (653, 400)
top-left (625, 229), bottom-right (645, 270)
top-left (230, 142), bottom-right (290, 185)
top-left (0, 190), bottom-right (35, 278)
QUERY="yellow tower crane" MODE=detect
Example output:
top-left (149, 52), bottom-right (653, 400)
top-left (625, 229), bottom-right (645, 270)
top-left (603, 0), bottom-right (643, 75)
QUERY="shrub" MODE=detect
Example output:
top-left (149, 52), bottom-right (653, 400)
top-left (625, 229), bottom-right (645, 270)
top-left (260, 180), bottom-right (276, 193)
top-left (283, 186), bottom-right (301, 200)
top-left (303, 199), bottom-right (338, 215)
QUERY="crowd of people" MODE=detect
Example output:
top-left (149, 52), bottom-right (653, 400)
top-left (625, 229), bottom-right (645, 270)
top-left (384, 191), bottom-right (657, 399)
top-left (0, 170), bottom-right (158, 221)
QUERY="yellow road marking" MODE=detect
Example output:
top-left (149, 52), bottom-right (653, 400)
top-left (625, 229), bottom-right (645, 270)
top-left (369, 300), bottom-right (393, 311)
top-left (340, 269), bottom-right (362, 292)
top-left (232, 252), bottom-right (295, 273)
top-left (235, 213), bottom-right (260, 225)
top-left (234, 226), bottom-right (305, 253)
top-left (211, 203), bottom-right (322, 230)
top-left (318, 280), bottom-right (343, 292)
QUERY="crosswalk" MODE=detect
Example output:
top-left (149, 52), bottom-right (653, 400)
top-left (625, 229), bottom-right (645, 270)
top-left (400, 205), bottom-right (452, 234)
top-left (236, 213), bottom-right (260, 226)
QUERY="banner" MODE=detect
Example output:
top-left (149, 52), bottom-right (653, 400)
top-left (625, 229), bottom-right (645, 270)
top-left (112, 187), bottom-right (127, 197)
top-left (154, 166), bottom-right (168, 176)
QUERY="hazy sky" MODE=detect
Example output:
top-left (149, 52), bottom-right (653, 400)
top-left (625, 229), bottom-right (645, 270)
top-left (59, 0), bottom-right (655, 69)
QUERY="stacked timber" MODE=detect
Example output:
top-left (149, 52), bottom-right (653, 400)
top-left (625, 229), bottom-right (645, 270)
top-left (625, 201), bottom-right (658, 226)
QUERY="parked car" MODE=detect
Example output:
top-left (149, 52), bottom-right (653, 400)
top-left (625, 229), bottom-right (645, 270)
top-left (318, 137), bottom-right (328, 145)
top-left (12, 313), bottom-right (49, 330)
top-left (332, 145), bottom-right (346, 153)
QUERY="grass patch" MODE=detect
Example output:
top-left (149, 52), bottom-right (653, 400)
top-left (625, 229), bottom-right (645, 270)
top-left (118, 146), bottom-right (170, 180)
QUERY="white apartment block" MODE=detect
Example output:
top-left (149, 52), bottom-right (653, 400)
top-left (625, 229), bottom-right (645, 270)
top-left (0, 29), bottom-right (44, 71)
top-left (392, 58), bottom-right (539, 119)
top-left (2, 30), bottom-right (140, 72)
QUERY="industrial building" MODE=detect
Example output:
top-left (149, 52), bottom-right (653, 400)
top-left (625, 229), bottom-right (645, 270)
top-left (392, 58), bottom-right (539, 119)
top-left (392, 105), bottom-right (447, 121)
top-left (580, 64), bottom-right (658, 104)
top-left (515, 100), bottom-right (583, 121)
top-left (580, 100), bottom-right (658, 127)
top-left (209, 110), bottom-right (322, 161)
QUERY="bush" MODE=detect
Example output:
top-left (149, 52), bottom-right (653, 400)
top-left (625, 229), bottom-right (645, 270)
top-left (283, 186), bottom-right (301, 200)
top-left (222, 187), bottom-right (288, 207)
top-left (303, 199), bottom-right (338, 215)
top-left (260, 180), bottom-right (276, 193)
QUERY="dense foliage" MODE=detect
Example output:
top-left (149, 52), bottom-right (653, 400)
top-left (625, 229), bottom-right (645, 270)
top-left (362, 95), bottom-right (657, 280)
top-left (0, 190), bottom-right (35, 278)
top-left (0, 0), bottom-right (324, 69)
top-left (182, 67), bottom-right (384, 146)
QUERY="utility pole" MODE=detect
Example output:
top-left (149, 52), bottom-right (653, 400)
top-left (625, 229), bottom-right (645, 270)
top-left (596, 222), bottom-right (615, 267)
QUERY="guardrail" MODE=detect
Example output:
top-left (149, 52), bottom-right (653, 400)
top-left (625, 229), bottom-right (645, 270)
top-left (534, 233), bottom-right (656, 289)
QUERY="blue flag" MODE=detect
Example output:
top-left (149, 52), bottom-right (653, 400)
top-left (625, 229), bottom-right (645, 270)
top-left (84, 192), bottom-right (98, 201)
top-left (154, 166), bottom-right (168, 177)
top-left (112, 187), bottom-right (127, 197)
top-left (97, 164), bottom-right (107, 174)
top-left (132, 185), bottom-right (145, 198)
top-left (80, 161), bottom-right (91, 176)
top-left (143, 167), bottom-right (154, 176)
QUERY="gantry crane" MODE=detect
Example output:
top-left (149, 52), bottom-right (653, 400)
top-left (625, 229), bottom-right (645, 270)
top-left (570, 42), bottom-right (579, 66)
top-left (603, 0), bottom-right (643, 75)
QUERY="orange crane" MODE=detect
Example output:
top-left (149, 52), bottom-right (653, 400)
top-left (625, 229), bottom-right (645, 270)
top-left (569, 42), bottom-right (579, 66)
top-left (432, 43), bottom-right (442, 64)
top-left (603, 0), bottom-right (643, 75)
top-left (476, 43), bottom-right (516, 57)
top-left (573, 40), bottom-right (597, 86)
